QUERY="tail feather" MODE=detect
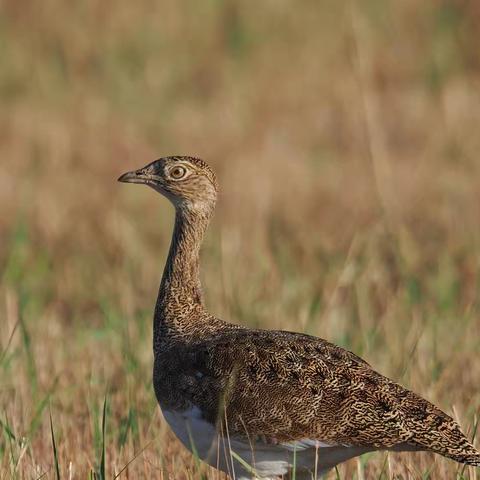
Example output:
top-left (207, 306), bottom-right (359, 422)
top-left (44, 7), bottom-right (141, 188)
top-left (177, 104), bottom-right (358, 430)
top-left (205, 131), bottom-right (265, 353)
top-left (409, 411), bottom-right (480, 467)
top-left (440, 443), bottom-right (480, 467)
top-left (450, 453), bottom-right (480, 467)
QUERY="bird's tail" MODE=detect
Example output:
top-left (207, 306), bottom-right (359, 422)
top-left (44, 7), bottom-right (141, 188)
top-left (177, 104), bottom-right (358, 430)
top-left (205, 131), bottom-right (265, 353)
top-left (410, 412), bottom-right (480, 467)
top-left (439, 444), bottom-right (480, 467)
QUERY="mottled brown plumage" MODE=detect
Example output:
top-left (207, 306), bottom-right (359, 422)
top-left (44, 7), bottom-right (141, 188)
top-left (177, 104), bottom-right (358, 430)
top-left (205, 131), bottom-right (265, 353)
top-left (119, 156), bottom-right (479, 479)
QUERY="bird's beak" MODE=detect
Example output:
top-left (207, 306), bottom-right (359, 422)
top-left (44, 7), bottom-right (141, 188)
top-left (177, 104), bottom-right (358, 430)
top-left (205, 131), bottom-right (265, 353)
top-left (118, 169), bottom-right (150, 184)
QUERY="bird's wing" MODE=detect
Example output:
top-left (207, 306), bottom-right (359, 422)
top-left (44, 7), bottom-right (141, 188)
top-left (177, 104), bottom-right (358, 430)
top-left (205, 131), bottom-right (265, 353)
top-left (187, 329), bottom-right (479, 465)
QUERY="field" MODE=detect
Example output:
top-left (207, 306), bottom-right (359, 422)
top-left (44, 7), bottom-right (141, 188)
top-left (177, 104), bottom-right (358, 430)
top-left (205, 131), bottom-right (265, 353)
top-left (1, 0), bottom-right (480, 478)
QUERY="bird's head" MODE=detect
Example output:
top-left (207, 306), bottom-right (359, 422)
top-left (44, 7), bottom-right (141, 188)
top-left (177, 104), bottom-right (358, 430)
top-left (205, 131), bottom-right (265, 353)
top-left (118, 156), bottom-right (218, 213)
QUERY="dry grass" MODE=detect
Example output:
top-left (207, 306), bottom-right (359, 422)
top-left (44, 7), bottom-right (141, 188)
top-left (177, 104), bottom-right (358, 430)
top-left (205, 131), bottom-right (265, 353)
top-left (1, 0), bottom-right (480, 478)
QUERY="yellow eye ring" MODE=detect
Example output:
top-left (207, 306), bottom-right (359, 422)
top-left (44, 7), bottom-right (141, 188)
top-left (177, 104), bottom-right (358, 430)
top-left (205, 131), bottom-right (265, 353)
top-left (170, 166), bottom-right (187, 180)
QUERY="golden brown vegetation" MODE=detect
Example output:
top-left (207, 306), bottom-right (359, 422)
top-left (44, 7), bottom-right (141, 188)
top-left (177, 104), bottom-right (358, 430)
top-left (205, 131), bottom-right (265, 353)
top-left (1, 0), bottom-right (479, 478)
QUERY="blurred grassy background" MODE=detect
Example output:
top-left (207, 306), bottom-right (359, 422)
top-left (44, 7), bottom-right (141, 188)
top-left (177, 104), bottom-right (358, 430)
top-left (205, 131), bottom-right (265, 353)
top-left (1, 0), bottom-right (480, 478)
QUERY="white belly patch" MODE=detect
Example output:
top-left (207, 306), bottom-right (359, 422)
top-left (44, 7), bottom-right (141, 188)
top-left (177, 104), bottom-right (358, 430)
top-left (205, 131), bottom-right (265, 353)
top-left (161, 407), bottom-right (370, 479)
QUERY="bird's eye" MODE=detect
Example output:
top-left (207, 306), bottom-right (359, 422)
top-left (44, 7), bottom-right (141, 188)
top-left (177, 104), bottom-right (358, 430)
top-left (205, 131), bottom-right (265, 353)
top-left (170, 166), bottom-right (187, 180)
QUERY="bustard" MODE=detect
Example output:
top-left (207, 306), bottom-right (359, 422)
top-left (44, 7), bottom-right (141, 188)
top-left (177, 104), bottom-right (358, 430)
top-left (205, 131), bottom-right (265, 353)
top-left (119, 156), bottom-right (479, 480)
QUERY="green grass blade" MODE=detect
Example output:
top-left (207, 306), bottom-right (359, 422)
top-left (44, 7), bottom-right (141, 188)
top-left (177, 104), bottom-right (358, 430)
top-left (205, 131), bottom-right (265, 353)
top-left (19, 315), bottom-right (37, 395)
top-left (230, 450), bottom-right (259, 478)
top-left (377, 453), bottom-right (389, 479)
top-left (292, 444), bottom-right (297, 480)
top-left (186, 423), bottom-right (201, 470)
top-left (99, 394), bottom-right (107, 480)
top-left (49, 409), bottom-right (61, 480)
top-left (0, 417), bottom-right (16, 442)
top-left (335, 465), bottom-right (341, 480)
top-left (1, 412), bottom-right (17, 469)
top-left (117, 407), bottom-right (137, 449)
top-left (29, 379), bottom-right (58, 436)
top-left (0, 320), bottom-right (19, 366)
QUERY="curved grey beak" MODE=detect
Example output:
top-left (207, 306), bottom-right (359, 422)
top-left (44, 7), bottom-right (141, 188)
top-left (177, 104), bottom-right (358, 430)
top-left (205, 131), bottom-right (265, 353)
top-left (118, 169), bottom-right (149, 184)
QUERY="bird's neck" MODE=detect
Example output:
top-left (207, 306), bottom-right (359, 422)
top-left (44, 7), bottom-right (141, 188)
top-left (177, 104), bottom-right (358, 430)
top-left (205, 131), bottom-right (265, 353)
top-left (154, 204), bottom-right (212, 345)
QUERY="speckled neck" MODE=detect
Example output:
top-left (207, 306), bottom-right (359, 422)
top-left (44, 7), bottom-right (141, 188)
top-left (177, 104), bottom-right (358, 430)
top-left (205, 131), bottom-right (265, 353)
top-left (154, 204), bottom-right (213, 345)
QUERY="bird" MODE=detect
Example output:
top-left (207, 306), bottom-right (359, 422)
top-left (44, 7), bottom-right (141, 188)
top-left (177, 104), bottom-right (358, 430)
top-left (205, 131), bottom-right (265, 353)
top-left (119, 156), bottom-right (479, 480)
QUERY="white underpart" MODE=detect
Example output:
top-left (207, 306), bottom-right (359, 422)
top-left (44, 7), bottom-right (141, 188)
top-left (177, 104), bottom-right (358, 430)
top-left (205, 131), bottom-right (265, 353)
top-left (162, 407), bottom-right (373, 479)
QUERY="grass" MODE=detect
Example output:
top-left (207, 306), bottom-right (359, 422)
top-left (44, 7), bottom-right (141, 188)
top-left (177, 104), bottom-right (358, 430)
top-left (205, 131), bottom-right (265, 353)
top-left (0, 0), bottom-right (480, 478)
top-left (49, 410), bottom-right (61, 480)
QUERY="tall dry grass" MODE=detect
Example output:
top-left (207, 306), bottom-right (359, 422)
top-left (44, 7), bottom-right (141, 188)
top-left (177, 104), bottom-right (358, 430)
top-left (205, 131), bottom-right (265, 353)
top-left (0, 0), bottom-right (479, 478)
